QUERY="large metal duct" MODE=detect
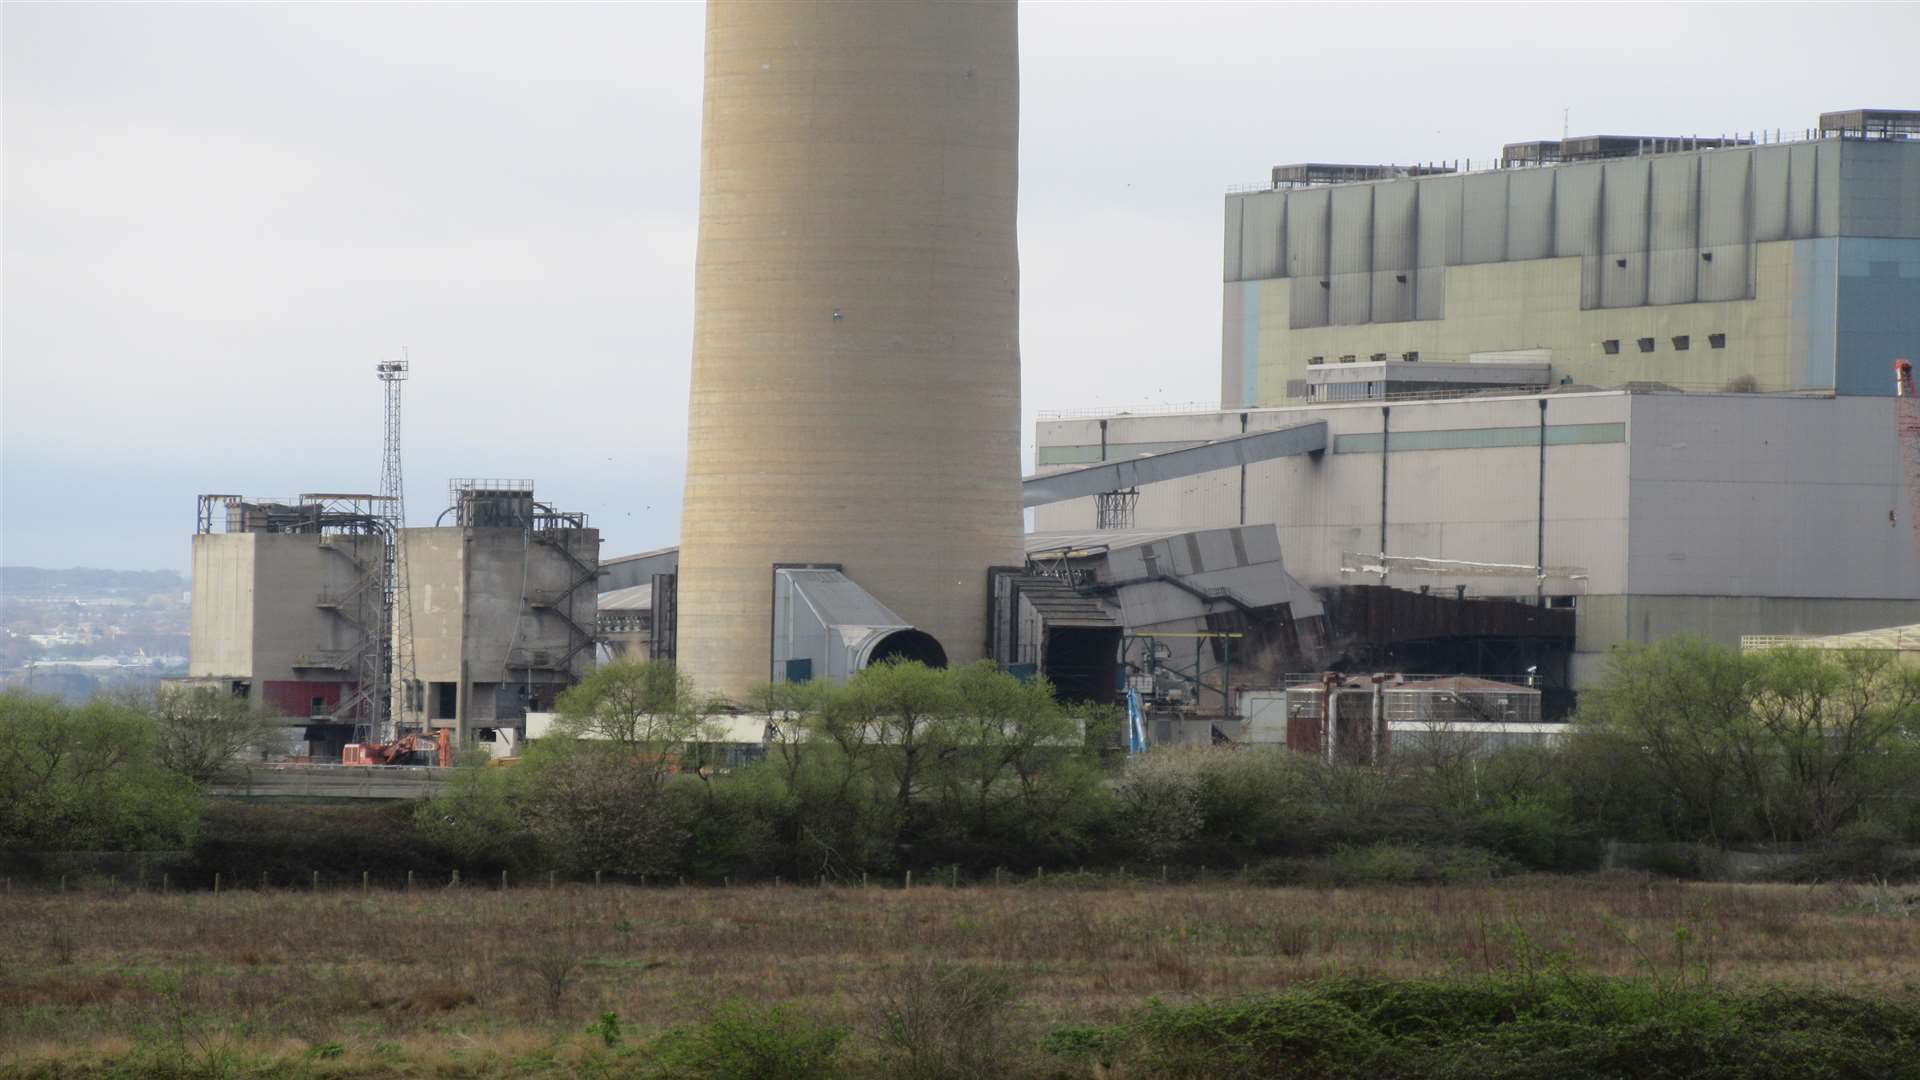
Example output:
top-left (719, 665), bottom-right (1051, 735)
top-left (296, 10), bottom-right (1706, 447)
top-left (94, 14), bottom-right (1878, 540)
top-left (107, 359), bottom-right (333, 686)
top-left (676, 0), bottom-right (1024, 700)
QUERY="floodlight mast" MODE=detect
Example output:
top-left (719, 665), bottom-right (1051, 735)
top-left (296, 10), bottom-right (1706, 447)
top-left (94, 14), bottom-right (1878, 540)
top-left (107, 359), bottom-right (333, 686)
top-left (377, 356), bottom-right (417, 742)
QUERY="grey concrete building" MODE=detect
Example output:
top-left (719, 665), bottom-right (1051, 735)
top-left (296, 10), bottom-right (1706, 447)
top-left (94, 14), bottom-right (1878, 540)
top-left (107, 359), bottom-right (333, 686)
top-left (187, 494), bottom-right (388, 759)
top-left (1222, 118), bottom-right (1920, 407)
top-left (396, 481), bottom-right (598, 744)
top-left (1033, 389), bottom-right (1920, 686)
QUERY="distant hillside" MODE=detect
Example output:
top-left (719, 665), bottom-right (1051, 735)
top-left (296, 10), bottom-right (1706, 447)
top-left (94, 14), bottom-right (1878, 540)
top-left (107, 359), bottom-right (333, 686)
top-left (0, 566), bottom-right (187, 597)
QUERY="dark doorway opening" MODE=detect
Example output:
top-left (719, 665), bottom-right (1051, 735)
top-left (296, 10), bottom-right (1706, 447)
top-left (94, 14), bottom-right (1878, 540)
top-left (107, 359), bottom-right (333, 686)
top-left (430, 681), bottom-right (458, 721)
top-left (1044, 626), bottom-right (1122, 705)
top-left (868, 629), bottom-right (948, 669)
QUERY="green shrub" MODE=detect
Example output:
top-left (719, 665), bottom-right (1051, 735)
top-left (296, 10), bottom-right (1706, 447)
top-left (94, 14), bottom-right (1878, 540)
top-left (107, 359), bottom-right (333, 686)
top-left (644, 1000), bottom-right (844, 1080)
top-left (1048, 978), bottom-right (1920, 1080)
top-left (1124, 993), bottom-right (1384, 1078)
top-left (1042, 1024), bottom-right (1123, 1067)
top-left (1328, 842), bottom-right (1425, 885)
top-left (1468, 798), bottom-right (1581, 870)
top-left (190, 801), bottom-right (472, 887)
top-left (1327, 843), bottom-right (1517, 886)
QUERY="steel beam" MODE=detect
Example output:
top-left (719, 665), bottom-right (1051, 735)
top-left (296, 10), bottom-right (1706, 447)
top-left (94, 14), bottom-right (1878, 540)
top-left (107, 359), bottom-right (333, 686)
top-left (1022, 421), bottom-right (1327, 509)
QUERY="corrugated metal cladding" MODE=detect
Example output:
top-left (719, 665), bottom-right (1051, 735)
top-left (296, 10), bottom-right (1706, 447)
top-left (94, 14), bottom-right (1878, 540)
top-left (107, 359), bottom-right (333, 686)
top-left (1647, 155), bottom-right (1698, 306)
top-left (1506, 168), bottom-right (1554, 261)
top-left (1222, 196), bottom-right (1244, 281)
top-left (1699, 151), bottom-right (1751, 301)
top-left (1286, 188), bottom-right (1329, 328)
top-left (1220, 140), bottom-right (1909, 323)
top-left (1330, 185), bottom-right (1373, 325)
top-left (1371, 182), bottom-right (1416, 323)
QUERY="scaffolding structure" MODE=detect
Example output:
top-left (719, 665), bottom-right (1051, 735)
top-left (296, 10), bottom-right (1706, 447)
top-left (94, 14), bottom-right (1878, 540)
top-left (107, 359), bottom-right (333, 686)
top-left (1094, 487), bottom-right (1139, 531)
top-left (195, 493), bottom-right (384, 536)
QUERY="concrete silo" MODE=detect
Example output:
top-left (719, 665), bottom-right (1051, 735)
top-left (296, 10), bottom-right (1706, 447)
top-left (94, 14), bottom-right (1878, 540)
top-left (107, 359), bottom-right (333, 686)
top-left (676, 0), bottom-right (1024, 700)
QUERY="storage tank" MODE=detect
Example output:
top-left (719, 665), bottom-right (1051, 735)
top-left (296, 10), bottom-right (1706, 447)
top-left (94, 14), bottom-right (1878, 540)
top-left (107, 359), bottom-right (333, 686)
top-left (676, 0), bottom-right (1024, 699)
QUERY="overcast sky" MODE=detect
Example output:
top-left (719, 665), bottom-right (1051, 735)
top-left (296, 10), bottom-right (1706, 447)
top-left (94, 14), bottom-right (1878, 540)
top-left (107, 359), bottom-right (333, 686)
top-left (4, 2), bottom-right (1915, 572)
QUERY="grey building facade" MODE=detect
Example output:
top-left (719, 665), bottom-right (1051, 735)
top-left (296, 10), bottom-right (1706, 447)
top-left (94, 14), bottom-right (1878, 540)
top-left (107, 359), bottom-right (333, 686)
top-left (1034, 390), bottom-right (1920, 685)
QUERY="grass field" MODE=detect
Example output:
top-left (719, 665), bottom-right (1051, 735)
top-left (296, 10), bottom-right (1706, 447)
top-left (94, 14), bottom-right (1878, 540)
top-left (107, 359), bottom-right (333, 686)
top-left (3, 874), bottom-right (1918, 1077)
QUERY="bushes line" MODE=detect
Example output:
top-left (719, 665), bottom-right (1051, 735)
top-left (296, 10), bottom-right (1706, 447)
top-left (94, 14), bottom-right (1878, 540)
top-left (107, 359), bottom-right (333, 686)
top-left (7, 634), bottom-right (1920, 885)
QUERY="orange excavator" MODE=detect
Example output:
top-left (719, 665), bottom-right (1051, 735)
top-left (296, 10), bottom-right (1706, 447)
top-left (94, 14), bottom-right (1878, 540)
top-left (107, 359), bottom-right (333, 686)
top-left (342, 729), bottom-right (452, 767)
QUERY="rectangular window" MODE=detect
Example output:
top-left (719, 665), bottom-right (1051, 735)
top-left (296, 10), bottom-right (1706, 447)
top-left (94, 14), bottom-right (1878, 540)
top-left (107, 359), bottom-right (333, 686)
top-left (430, 681), bottom-right (457, 721)
top-left (1672, 335), bottom-right (1690, 351)
top-left (1601, 339), bottom-right (1620, 355)
top-left (1637, 337), bottom-right (1656, 353)
top-left (1709, 333), bottom-right (1727, 349)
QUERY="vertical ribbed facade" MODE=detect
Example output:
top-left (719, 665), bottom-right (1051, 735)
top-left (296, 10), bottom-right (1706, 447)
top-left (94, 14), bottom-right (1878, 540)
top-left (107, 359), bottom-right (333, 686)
top-left (677, 0), bottom-right (1023, 700)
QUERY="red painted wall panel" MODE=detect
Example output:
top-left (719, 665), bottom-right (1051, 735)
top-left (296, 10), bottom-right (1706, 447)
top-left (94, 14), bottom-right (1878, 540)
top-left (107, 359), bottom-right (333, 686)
top-left (263, 680), bottom-right (349, 718)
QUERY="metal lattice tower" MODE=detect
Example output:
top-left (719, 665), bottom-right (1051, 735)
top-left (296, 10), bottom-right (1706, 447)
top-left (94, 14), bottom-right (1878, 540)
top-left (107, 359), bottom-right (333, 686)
top-left (377, 356), bottom-right (417, 741)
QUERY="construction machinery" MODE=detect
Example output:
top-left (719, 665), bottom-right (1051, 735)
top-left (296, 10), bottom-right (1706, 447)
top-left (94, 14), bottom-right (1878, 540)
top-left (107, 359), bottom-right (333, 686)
top-left (342, 730), bottom-right (450, 768)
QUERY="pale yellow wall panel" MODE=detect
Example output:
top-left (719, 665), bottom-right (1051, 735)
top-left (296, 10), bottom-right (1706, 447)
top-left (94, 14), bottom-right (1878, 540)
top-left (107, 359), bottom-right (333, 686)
top-left (1249, 242), bottom-right (1804, 405)
top-left (189, 534), bottom-right (254, 678)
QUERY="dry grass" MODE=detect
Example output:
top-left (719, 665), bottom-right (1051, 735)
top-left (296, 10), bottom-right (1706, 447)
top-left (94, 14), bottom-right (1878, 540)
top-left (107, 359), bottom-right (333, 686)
top-left (1, 874), bottom-right (1916, 1071)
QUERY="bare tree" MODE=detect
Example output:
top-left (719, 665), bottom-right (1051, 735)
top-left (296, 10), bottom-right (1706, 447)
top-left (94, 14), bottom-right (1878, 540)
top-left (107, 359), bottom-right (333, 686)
top-left (525, 749), bottom-right (686, 878)
top-left (135, 686), bottom-right (285, 785)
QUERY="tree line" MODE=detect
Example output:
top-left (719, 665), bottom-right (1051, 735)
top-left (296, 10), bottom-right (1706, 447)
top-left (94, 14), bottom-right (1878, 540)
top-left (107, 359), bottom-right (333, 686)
top-left (3, 637), bottom-right (1918, 881)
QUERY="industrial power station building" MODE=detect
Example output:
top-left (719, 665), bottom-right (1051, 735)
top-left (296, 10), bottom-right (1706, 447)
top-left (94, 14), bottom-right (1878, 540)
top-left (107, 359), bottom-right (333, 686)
top-left (1031, 389), bottom-right (1919, 688)
top-left (1220, 111), bottom-right (1920, 407)
top-left (188, 481), bottom-right (598, 756)
top-left (585, 108), bottom-right (1920, 722)
top-left (1034, 113), bottom-right (1920, 692)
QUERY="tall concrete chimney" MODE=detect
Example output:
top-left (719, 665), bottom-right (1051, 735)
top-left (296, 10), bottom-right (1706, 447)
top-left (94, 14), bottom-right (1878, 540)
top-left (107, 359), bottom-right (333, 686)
top-left (676, 0), bottom-right (1023, 699)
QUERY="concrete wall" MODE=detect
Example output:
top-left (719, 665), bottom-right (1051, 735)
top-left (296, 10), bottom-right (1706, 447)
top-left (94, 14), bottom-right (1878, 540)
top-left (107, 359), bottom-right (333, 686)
top-left (403, 528), bottom-right (467, 688)
top-left (1573, 595), bottom-right (1920, 685)
top-left (1624, 394), bottom-right (1919, 600)
top-left (189, 532), bottom-right (381, 702)
top-left (675, 0), bottom-right (1025, 700)
top-left (249, 534), bottom-right (380, 687)
top-left (399, 526), bottom-right (599, 734)
top-left (190, 533), bottom-right (254, 678)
